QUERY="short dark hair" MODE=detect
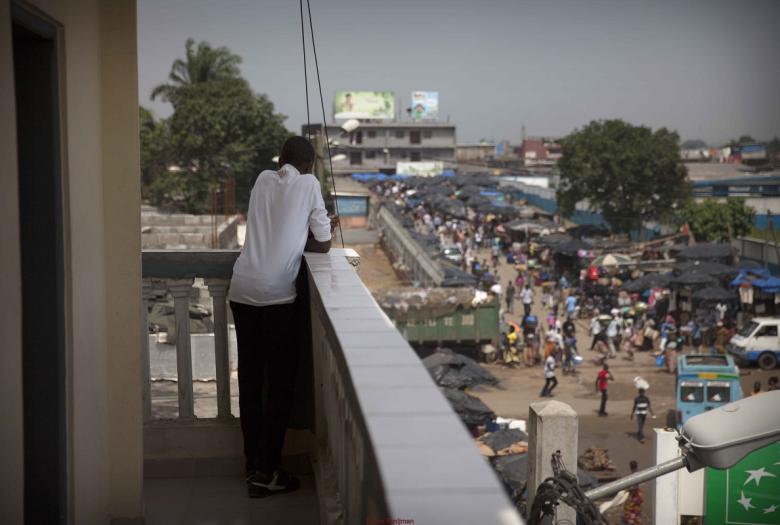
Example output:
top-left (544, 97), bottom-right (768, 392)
top-left (279, 136), bottom-right (315, 171)
top-left (629, 460), bottom-right (638, 471)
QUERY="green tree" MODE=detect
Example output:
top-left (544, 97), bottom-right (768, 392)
top-left (143, 39), bottom-right (290, 213)
top-left (139, 106), bottom-right (171, 201)
top-left (151, 38), bottom-right (242, 103)
top-left (557, 119), bottom-right (691, 234)
top-left (681, 199), bottom-right (756, 242)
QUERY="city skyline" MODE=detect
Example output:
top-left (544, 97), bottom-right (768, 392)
top-left (138, 0), bottom-right (780, 146)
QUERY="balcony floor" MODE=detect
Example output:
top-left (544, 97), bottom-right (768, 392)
top-left (144, 474), bottom-right (319, 525)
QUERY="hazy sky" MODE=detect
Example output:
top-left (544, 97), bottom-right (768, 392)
top-left (138, 0), bottom-right (780, 145)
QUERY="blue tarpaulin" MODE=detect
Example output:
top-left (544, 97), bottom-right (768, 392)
top-left (730, 268), bottom-right (772, 287)
top-left (750, 277), bottom-right (780, 294)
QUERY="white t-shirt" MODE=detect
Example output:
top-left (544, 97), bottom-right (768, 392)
top-left (544, 355), bottom-right (556, 378)
top-left (229, 164), bottom-right (331, 306)
top-left (522, 288), bottom-right (533, 304)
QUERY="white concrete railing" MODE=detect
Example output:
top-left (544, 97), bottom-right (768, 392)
top-left (141, 248), bottom-right (524, 524)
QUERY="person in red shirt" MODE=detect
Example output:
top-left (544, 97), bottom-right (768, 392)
top-left (595, 363), bottom-right (614, 416)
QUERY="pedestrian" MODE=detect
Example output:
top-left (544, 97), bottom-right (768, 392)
top-left (551, 285), bottom-right (561, 317)
top-left (565, 293), bottom-right (577, 319)
top-left (540, 352), bottom-right (558, 397)
top-left (623, 460), bottom-right (644, 525)
top-left (229, 136), bottom-right (332, 497)
top-left (522, 284), bottom-right (534, 317)
top-left (607, 313), bottom-right (620, 358)
top-left (595, 364), bottom-right (614, 416)
top-left (505, 280), bottom-right (516, 314)
top-left (630, 388), bottom-right (655, 443)
top-left (590, 314), bottom-right (603, 351)
top-left (751, 381), bottom-right (762, 396)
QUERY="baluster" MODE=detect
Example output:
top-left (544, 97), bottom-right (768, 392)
top-left (141, 279), bottom-right (154, 421)
top-left (205, 278), bottom-right (232, 419)
top-left (168, 279), bottom-right (195, 420)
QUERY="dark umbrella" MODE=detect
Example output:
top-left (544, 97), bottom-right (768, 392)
top-left (537, 232), bottom-right (574, 246)
top-left (423, 349), bottom-right (498, 388)
top-left (622, 273), bottom-right (672, 293)
top-left (738, 259), bottom-right (765, 270)
top-left (492, 453), bottom-right (529, 492)
top-left (554, 239), bottom-right (592, 256)
top-left (677, 243), bottom-right (735, 261)
top-left (692, 286), bottom-right (738, 302)
top-left (567, 224), bottom-right (610, 239)
top-left (440, 388), bottom-right (496, 426)
top-left (673, 260), bottom-right (738, 277)
top-left (479, 428), bottom-right (527, 452)
top-left (670, 272), bottom-right (717, 287)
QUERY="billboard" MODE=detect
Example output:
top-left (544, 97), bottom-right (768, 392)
top-left (411, 91), bottom-right (439, 120)
top-left (333, 91), bottom-right (394, 120)
top-left (396, 161), bottom-right (444, 178)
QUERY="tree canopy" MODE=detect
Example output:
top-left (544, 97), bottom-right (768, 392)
top-left (141, 39), bottom-right (290, 213)
top-left (681, 199), bottom-right (756, 243)
top-left (557, 119), bottom-right (690, 234)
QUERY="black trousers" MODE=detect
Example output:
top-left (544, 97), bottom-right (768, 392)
top-left (599, 389), bottom-right (608, 415)
top-left (541, 376), bottom-right (558, 396)
top-left (230, 300), bottom-right (297, 476)
top-left (636, 414), bottom-right (647, 439)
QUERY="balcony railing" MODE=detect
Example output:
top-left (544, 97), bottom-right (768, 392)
top-left (141, 248), bottom-right (523, 524)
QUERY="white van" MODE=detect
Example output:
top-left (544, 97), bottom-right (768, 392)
top-left (729, 317), bottom-right (780, 370)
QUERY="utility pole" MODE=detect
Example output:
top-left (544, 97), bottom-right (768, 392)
top-left (767, 210), bottom-right (780, 268)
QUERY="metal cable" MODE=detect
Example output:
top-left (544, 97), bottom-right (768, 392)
top-left (305, 0), bottom-right (345, 248)
top-left (299, 0), bottom-right (310, 139)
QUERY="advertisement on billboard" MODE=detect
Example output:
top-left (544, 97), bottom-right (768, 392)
top-left (411, 91), bottom-right (439, 120)
top-left (396, 161), bottom-right (445, 177)
top-left (333, 91), bottom-right (394, 120)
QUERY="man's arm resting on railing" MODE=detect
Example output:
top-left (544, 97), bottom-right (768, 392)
top-left (305, 236), bottom-right (331, 253)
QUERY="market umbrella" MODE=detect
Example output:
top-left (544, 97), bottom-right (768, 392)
top-left (537, 232), bottom-right (574, 246)
top-left (440, 388), bottom-right (496, 426)
top-left (692, 287), bottom-right (738, 302)
top-left (677, 243), bottom-right (736, 261)
top-left (423, 349), bottom-right (499, 389)
top-left (622, 273), bottom-right (671, 293)
top-left (554, 239), bottom-right (592, 256)
top-left (673, 260), bottom-right (738, 277)
top-left (567, 224), bottom-right (610, 239)
top-left (592, 253), bottom-right (633, 267)
top-left (670, 271), bottom-right (716, 287)
top-left (492, 453), bottom-right (529, 492)
top-left (479, 428), bottom-right (528, 452)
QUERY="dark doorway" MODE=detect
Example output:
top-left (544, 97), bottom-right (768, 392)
top-left (13, 5), bottom-right (67, 524)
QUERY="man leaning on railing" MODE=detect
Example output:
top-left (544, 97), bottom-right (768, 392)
top-left (228, 136), bottom-right (333, 498)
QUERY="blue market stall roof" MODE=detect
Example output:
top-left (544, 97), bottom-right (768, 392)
top-left (732, 268), bottom-right (780, 293)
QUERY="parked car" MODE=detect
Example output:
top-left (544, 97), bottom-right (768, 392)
top-left (441, 244), bottom-right (463, 264)
top-left (729, 317), bottom-right (780, 370)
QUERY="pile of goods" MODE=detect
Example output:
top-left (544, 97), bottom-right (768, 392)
top-left (578, 447), bottom-right (616, 471)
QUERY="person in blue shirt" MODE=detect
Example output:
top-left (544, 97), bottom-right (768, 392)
top-left (559, 274), bottom-right (570, 290)
top-left (565, 294), bottom-right (577, 318)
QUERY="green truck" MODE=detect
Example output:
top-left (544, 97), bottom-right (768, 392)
top-left (374, 288), bottom-right (500, 351)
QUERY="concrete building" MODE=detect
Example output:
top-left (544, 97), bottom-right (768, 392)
top-left (515, 138), bottom-right (561, 167)
top-left (456, 142), bottom-right (496, 163)
top-left (304, 122), bottom-right (456, 175)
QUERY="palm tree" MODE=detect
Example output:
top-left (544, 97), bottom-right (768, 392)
top-left (151, 38), bottom-right (242, 102)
